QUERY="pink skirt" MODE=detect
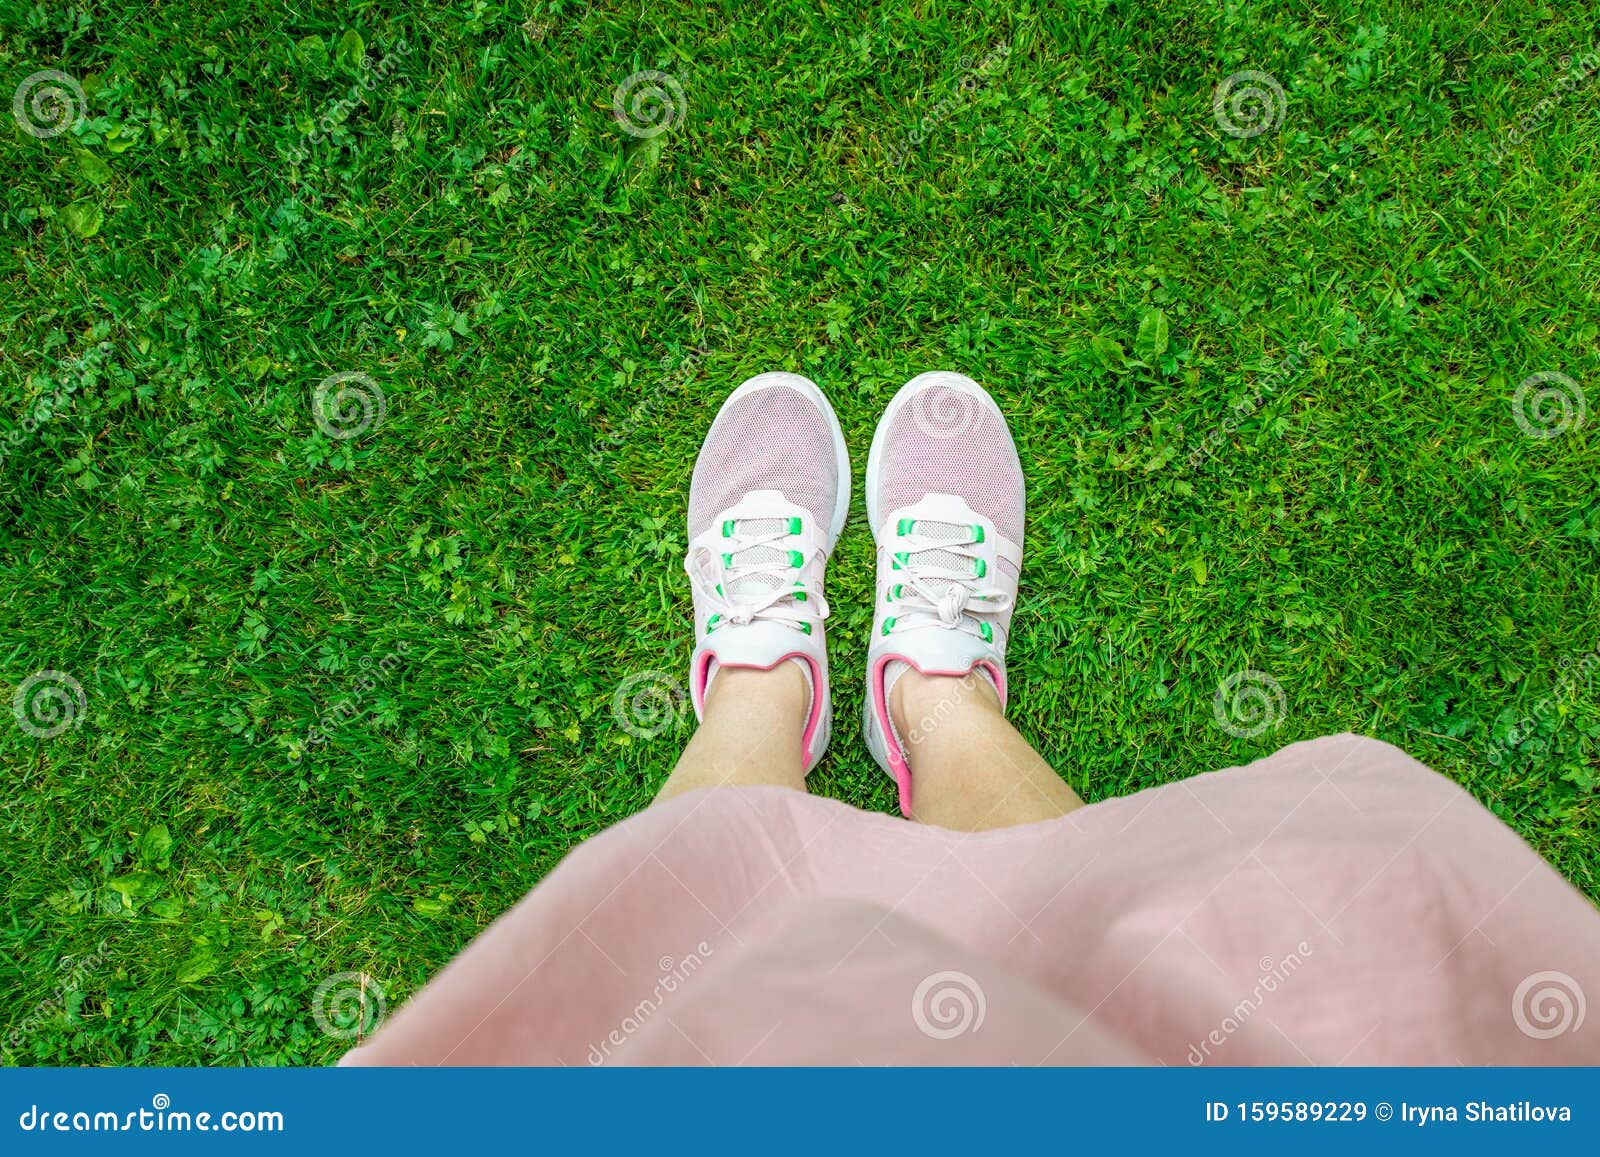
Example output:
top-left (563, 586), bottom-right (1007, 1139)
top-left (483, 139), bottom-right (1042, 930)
top-left (344, 734), bottom-right (1599, 1065)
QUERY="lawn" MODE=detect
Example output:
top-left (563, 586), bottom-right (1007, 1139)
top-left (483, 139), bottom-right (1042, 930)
top-left (2, 0), bottom-right (1597, 1065)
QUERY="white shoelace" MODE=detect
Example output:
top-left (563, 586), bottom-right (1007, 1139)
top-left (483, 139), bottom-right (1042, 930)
top-left (687, 517), bottom-right (828, 633)
top-left (884, 520), bottom-right (1011, 640)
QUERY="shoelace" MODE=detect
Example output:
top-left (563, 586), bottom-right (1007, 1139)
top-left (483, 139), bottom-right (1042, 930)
top-left (687, 517), bottom-right (828, 635)
top-left (882, 520), bottom-right (1011, 641)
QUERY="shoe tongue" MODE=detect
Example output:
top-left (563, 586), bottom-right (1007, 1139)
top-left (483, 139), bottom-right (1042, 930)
top-left (724, 517), bottom-right (790, 599)
top-left (902, 521), bottom-right (976, 608)
top-left (907, 520), bottom-right (971, 575)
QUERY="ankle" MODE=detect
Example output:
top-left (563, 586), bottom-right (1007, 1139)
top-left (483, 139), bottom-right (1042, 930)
top-left (704, 660), bottom-right (810, 725)
top-left (888, 668), bottom-right (1001, 745)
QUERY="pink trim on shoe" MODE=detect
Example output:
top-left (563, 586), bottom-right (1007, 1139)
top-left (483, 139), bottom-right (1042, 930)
top-left (694, 649), bottom-right (826, 769)
top-left (975, 659), bottom-right (1007, 709)
top-left (868, 653), bottom-right (915, 815)
top-left (870, 653), bottom-right (1008, 817)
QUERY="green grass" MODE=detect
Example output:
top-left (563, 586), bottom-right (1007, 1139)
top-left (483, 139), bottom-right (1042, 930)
top-left (2, 0), bottom-right (1597, 1064)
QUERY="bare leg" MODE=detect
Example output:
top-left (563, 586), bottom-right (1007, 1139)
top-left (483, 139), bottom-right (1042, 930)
top-left (654, 663), bottom-right (809, 803)
top-left (890, 669), bottom-right (1084, 831)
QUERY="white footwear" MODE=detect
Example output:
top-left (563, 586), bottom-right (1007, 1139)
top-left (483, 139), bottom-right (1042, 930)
top-left (863, 372), bottom-right (1025, 814)
top-left (685, 373), bottom-right (850, 772)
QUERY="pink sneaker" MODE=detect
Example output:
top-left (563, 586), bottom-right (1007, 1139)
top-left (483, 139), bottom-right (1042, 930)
top-left (862, 372), bottom-right (1025, 815)
top-left (685, 373), bottom-right (851, 772)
